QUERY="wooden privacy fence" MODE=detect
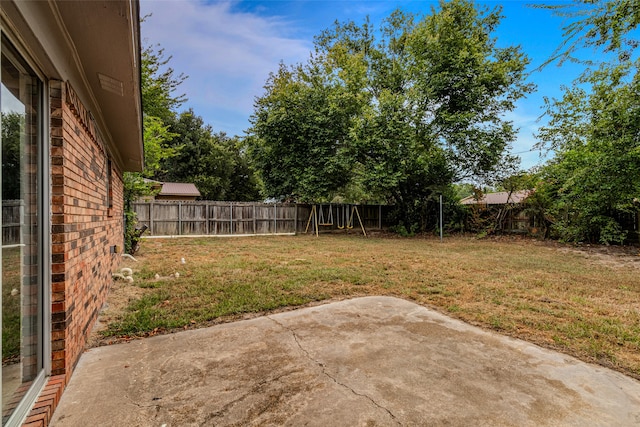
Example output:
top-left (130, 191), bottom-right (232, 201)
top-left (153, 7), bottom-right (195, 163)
top-left (2, 200), bottom-right (22, 246)
top-left (132, 201), bottom-right (392, 237)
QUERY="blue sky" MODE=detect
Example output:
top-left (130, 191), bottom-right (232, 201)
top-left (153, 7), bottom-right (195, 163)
top-left (140, 0), bottom-right (590, 170)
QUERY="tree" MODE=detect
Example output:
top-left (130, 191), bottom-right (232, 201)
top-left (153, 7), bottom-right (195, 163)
top-left (123, 41), bottom-right (188, 252)
top-left (158, 110), bottom-right (261, 201)
top-left (537, 64), bottom-right (640, 243)
top-left (537, 0), bottom-right (640, 66)
top-left (141, 44), bottom-right (188, 123)
top-left (248, 60), bottom-right (361, 202)
top-left (1, 112), bottom-right (23, 200)
top-left (535, 1), bottom-right (640, 244)
top-left (248, 0), bottom-right (533, 230)
top-left (223, 138), bottom-right (263, 201)
top-left (142, 115), bottom-right (179, 178)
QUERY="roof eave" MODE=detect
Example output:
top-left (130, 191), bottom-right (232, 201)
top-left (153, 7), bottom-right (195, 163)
top-left (54, 0), bottom-right (143, 172)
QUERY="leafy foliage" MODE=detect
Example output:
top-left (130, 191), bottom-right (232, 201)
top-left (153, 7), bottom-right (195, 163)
top-left (536, 2), bottom-right (640, 244)
top-left (140, 44), bottom-right (188, 122)
top-left (1, 112), bottom-right (23, 200)
top-left (536, 0), bottom-right (640, 66)
top-left (537, 68), bottom-right (640, 243)
top-left (125, 39), bottom-right (261, 223)
top-left (249, 60), bottom-right (361, 202)
top-left (156, 110), bottom-right (261, 201)
top-left (248, 0), bottom-right (533, 230)
top-left (123, 41), bottom-right (189, 250)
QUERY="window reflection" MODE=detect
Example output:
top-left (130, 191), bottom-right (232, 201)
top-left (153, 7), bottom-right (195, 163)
top-left (1, 37), bottom-right (42, 424)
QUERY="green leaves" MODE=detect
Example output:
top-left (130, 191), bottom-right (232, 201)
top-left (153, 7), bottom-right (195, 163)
top-left (1, 112), bottom-right (23, 200)
top-left (248, 0), bottom-right (532, 229)
top-left (537, 0), bottom-right (640, 66)
top-left (143, 115), bottom-right (178, 178)
top-left (128, 39), bottom-right (261, 239)
top-left (538, 61), bottom-right (640, 243)
top-left (157, 110), bottom-right (260, 201)
top-left (249, 62), bottom-right (358, 202)
top-left (141, 45), bottom-right (188, 122)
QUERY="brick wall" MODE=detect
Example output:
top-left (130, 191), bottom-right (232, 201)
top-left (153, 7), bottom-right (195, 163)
top-left (49, 80), bottom-right (124, 381)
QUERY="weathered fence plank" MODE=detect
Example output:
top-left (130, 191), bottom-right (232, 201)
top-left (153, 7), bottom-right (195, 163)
top-left (133, 202), bottom-right (391, 237)
top-left (2, 201), bottom-right (22, 245)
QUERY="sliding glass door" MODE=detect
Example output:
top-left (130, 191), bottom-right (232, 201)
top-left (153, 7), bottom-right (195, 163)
top-left (1, 35), bottom-right (45, 425)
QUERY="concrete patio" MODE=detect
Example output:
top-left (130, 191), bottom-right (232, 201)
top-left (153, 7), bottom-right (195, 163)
top-left (51, 296), bottom-right (640, 426)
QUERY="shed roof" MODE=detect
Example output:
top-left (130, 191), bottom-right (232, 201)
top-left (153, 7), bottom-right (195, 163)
top-left (159, 182), bottom-right (201, 197)
top-left (460, 190), bottom-right (531, 205)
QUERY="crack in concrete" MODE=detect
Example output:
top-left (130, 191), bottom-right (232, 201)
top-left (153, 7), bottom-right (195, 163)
top-left (124, 393), bottom-right (161, 410)
top-left (208, 369), bottom-right (299, 420)
top-left (268, 316), bottom-right (402, 426)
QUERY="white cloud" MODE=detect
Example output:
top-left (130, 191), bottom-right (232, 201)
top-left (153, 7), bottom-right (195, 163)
top-left (1, 85), bottom-right (25, 114)
top-left (140, 0), bottom-right (313, 134)
top-left (139, 0), bottom-right (563, 170)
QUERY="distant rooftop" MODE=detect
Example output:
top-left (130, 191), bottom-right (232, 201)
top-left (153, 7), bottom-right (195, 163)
top-left (158, 182), bottom-right (201, 198)
top-left (460, 190), bottom-right (531, 205)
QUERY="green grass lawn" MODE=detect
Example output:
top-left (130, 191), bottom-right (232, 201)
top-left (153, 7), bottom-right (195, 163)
top-left (3, 247), bottom-right (21, 363)
top-left (102, 234), bottom-right (640, 379)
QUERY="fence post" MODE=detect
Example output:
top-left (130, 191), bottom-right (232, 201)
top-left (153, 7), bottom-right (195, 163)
top-left (205, 201), bottom-right (210, 235)
top-left (440, 195), bottom-right (443, 242)
top-left (379, 205), bottom-right (382, 230)
top-left (253, 204), bottom-right (256, 234)
top-left (274, 203), bottom-right (277, 234)
top-left (178, 201), bottom-right (182, 235)
top-left (294, 203), bottom-right (298, 234)
top-left (230, 202), bottom-right (233, 235)
top-left (149, 202), bottom-right (154, 235)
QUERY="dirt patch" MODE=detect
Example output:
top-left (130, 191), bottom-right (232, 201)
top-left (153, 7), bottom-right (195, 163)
top-left (481, 234), bottom-right (640, 270)
top-left (553, 243), bottom-right (640, 270)
top-left (87, 261), bottom-right (152, 348)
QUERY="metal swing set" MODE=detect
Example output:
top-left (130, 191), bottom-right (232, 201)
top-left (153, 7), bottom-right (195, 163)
top-left (304, 204), bottom-right (367, 237)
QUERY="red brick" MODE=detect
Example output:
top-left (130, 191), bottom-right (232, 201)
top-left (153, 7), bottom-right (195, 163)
top-left (51, 350), bottom-right (65, 361)
top-left (51, 359), bottom-right (65, 371)
top-left (24, 410), bottom-right (48, 425)
top-left (51, 264), bottom-right (65, 274)
top-left (50, 304), bottom-right (65, 316)
top-left (33, 84), bottom-right (125, 427)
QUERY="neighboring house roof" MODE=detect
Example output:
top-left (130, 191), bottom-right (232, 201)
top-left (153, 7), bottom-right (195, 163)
top-left (158, 182), bottom-right (201, 198)
top-left (143, 178), bottom-right (162, 190)
top-left (460, 190), bottom-right (531, 205)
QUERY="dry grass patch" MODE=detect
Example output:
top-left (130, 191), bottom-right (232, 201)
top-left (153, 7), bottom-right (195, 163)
top-left (96, 234), bottom-right (640, 379)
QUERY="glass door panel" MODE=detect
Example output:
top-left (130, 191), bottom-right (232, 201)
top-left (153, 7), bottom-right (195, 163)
top-left (1, 37), bottom-right (42, 424)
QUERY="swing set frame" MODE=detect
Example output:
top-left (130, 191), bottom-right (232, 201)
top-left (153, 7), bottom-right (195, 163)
top-left (304, 204), bottom-right (367, 237)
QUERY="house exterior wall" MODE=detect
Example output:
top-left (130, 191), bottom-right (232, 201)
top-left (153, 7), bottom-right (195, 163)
top-left (49, 80), bottom-right (124, 381)
top-left (2, 2), bottom-right (142, 425)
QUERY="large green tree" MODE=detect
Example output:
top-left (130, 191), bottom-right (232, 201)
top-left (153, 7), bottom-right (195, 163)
top-left (141, 44), bottom-right (188, 123)
top-left (123, 41), bottom-right (188, 251)
top-left (159, 110), bottom-right (261, 201)
top-left (536, 0), bottom-right (640, 244)
top-left (1, 112), bottom-right (23, 200)
top-left (249, 0), bottom-right (533, 229)
top-left (135, 42), bottom-right (261, 203)
top-left (125, 42), bottom-right (187, 199)
top-left (537, 64), bottom-right (640, 243)
top-left (248, 58), bottom-right (362, 202)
